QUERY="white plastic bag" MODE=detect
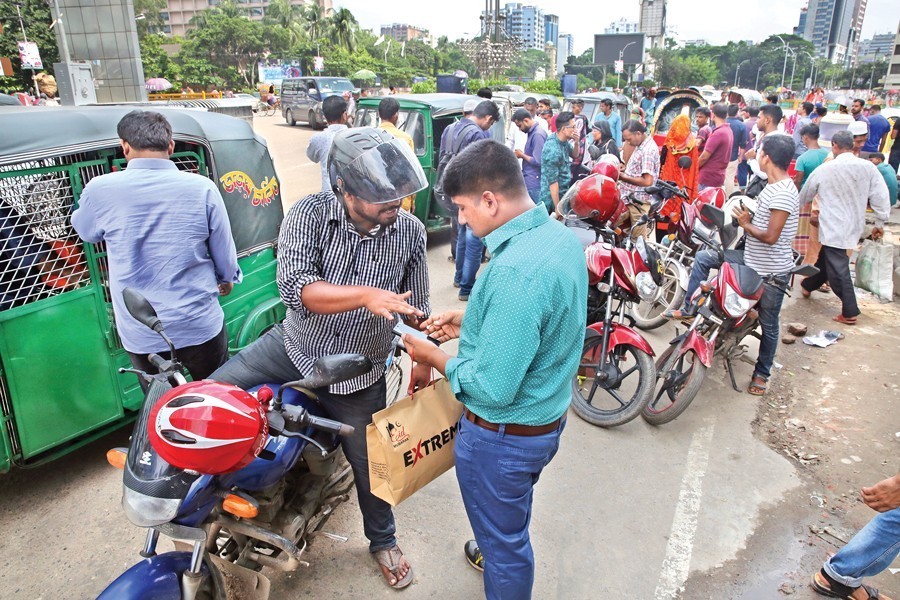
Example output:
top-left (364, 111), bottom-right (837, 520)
top-left (855, 239), bottom-right (894, 301)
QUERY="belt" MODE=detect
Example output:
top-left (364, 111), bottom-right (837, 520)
top-left (464, 410), bottom-right (563, 437)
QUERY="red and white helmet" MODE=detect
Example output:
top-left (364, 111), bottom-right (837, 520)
top-left (591, 153), bottom-right (620, 181)
top-left (148, 381), bottom-right (269, 475)
top-left (695, 186), bottom-right (726, 209)
top-left (561, 174), bottom-right (622, 223)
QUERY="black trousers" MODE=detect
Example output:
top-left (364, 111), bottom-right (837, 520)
top-left (127, 324), bottom-right (229, 387)
top-left (800, 245), bottom-right (860, 319)
top-left (450, 216), bottom-right (459, 259)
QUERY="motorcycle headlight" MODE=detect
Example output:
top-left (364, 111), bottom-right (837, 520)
top-left (722, 283), bottom-right (755, 319)
top-left (122, 486), bottom-right (182, 527)
top-left (635, 271), bottom-right (658, 301)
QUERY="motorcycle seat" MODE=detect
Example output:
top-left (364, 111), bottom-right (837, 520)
top-left (731, 264), bottom-right (764, 297)
top-left (300, 354), bottom-right (373, 390)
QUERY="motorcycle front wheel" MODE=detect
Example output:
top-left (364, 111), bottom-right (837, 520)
top-left (642, 344), bottom-right (707, 425)
top-left (571, 335), bottom-right (655, 427)
top-left (632, 259), bottom-right (685, 330)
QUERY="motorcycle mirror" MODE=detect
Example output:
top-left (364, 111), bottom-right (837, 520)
top-left (122, 288), bottom-right (163, 333)
top-left (699, 203), bottom-right (726, 230)
top-left (677, 156), bottom-right (693, 169)
top-left (644, 185), bottom-right (660, 195)
top-left (792, 264), bottom-right (820, 278)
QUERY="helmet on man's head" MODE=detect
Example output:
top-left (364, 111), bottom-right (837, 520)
top-left (327, 127), bottom-right (428, 204)
top-left (560, 174), bottom-right (622, 223)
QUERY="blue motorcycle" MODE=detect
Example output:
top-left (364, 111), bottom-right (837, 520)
top-left (99, 290), bottom-right (368, 599)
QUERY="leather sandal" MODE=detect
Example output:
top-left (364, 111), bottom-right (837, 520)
top-left (833, 315), bottom-right (857, 325)
top-left (748, 376), bottom-right (767, 396)
top-left (811, 570), bottom-right (891, 599)
top-left (373, 546), bottom-right (414, 590)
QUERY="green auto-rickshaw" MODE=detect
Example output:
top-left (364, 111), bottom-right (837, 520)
top-left (0, 105), bottom-right (286, 473)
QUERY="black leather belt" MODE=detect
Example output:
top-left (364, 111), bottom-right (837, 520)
top-left (464, 410), bottom-right (563, 437)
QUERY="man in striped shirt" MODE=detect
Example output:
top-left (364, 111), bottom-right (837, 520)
top-left (210, 127), bottom-right (431, 589)
top-left (667, 134), bottom-right (800, 395)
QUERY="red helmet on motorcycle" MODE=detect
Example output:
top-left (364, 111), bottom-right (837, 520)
top-left (148, 381), bottom-right (269, 475)
top-left (590, 154), bottom-right (620, 181)
top-left (562, 174), bottom-right (621, 223)
top-left (695, 186), bottom-right (726, 209)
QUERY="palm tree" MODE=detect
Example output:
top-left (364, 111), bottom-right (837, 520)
top-left (329, 7), bottom-right (358, 52)
top-left (302, 3), bottom-right (328, 41)
top-left (268, 0), bottom-right (304, 45)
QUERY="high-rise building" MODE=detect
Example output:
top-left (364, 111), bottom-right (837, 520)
top-left (544, 14), bottom-right (559, 46)
top-left (857, 32), bottom-right (895, 63)
top-left (798, 0), bottom-right (868, 65)
top-left (165, 0), bottom-right (331, 37)
top-left (605, 18), bottom-right (640, 35)
top-left (639, 0), bottom-right (667, 51)
top-left (794, 6), bottom-right (808, 37)
top-left (557, 33), bottom-right (574, 73)
top-left (482, 3), bottom-right (546, 51)
top-left (381, 24), bottom-right (430, 43)
top-left (885, 21), bottom-right (900, 88)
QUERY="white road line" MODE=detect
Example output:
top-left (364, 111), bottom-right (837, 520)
top-left (654, 420), bottom-right (716, 599)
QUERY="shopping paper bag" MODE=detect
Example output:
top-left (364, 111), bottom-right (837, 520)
top-left (855, 239), bottom-right (894, 301)
top-left (367, 377), bottom-right (463, 506)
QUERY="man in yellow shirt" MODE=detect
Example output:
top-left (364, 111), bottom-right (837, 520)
top-left (378, 97), bottom-right (417, 212)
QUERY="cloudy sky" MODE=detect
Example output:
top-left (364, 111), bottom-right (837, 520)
top-left (337, 0), bottom-right (897, 52)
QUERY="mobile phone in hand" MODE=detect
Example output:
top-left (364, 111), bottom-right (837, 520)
top-left (392, 320), bottom-right (440, 349)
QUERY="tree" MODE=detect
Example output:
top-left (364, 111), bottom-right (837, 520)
top-left (0, 0), bottom-right (60, 90)
top-left (134, 0), bottom-right (167, 39)
top-left (266, 0), bottom-right (305, 45)
top-left (329, 7), bottom-right (358, 52)
top-left (303, 2), bottom-right (328, 41)
top-left (140, 33), bottom-right (181, 82)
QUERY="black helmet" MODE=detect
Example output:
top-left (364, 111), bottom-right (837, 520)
top-left (327, 127), bottom-right (427, 204)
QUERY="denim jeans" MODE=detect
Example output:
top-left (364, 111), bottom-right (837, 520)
top-left (824, 507), bottom-right (900, 588)
top-left (454, 224), bottom-right (483, 296)
top-left (208, 325), bottom-right (397, 552)
top-left (684, 249), bottom-right (786, 380)
top-left (454, 415), bottom-right (565, 600)
top-left (527, 187), bottom-right (541, 205)
top-left (737, 160), bottom-right (750, 188)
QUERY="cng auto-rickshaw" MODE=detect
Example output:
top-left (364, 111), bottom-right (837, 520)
top-left (354, 93), bottom-right (490, 231)
top-left (0, 105), bottom-right (286, 473)
top-left (650, 88), bottom-right (709, 146)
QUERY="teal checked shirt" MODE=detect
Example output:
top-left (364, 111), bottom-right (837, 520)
top-left (445, 205), bottom-right (588, 426)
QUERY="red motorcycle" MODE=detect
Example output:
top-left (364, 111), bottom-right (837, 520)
top-left (643, 204), bottom-right (817, 425)
top-left (560, 175), bottom-right (662, 427)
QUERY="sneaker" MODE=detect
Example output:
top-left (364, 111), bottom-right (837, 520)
top-left (453, 282), bottom-right (460, 289)
top-left (459, 294), bottom-right (469, 302)
top-left (464, 540), bottom-right (484, 572)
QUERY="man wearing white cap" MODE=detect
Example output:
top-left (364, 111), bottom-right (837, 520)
top-left (848, 120), bottom-right (869, 157)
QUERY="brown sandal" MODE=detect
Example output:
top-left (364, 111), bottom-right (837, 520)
top-left (833, 315), bottom-right (857, 325)
top-left (748, 376), bottom-right (767, 396)
top-left (373, 545), bottom-right (414, 590)
top-left (811, 570), bottom-right (891, 599)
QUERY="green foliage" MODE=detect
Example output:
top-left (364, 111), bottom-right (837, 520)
top-left (134, 0), bottom-right (168, 38)
top-left (523, 79), bottom-right (561, 95)
top-left (505, 48), bottom-right (552, 80)
top-left (140, 34), bottom-right (181, 82)
top-left (411, 80), bottom-right (436, 94)
top-left (0, 0), bottom-right (60, 89)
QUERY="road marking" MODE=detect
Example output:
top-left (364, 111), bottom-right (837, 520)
top-left (654, 420), bottom-right (716, 599)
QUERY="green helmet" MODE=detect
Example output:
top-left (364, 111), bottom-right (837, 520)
top-left (327, 127), bottom-right (427, 204)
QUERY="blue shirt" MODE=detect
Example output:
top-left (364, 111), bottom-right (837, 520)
top-left (539, 134), bottom-right (572, 211)
top-left (726, 117), bottom-right (748, 161)
top-left (446, 205), bottom-right (588, 425)
top-left (72, 158), bottom-right (242, 353)
top-left (595, 111), bottom-right (622, 146)
top-left (864, 113), bottom-right (892, 153)
top-left (439, 117), bottom-right (489, 156)
top-left (876, 162), bottom-right (898, 206)
top-left (522, 122), bottom-right (547, 191)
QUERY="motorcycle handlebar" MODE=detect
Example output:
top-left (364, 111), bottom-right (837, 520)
top-left (306, 414), bottom-right (355, 437)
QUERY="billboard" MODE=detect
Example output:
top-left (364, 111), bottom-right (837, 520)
top-left (258, 60), bottom-right (302, 86)
top-left (17, 41), bottom-right (43, 69)
top-left (593, 34), bottom-right (646, 66)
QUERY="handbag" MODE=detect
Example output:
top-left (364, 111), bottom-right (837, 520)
top-left (855, 239), bottom-right (894, 301)
top-left (366, 373), bottom-right (463, 506)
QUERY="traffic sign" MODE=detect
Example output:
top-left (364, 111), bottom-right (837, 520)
top-left (614, 60), bottom-right (624, 74)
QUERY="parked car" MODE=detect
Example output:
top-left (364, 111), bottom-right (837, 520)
top-left (281, 76), bottom-right (354, 129)
top-left (354, 93), bottom-right (489, 231)
top-left (0, 105), bottom-right (286, 473)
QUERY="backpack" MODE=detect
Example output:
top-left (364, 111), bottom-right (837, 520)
top-left (433, 120), bottom-right (479, 215)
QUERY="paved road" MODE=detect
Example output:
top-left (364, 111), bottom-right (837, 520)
top-left (0, 115), bottom-right (881, 599)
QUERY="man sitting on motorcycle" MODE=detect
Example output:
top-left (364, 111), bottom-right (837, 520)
top-left (209, 127), bottom-right (432, 590)
top-left (665, 134), bottom-right (800, 396)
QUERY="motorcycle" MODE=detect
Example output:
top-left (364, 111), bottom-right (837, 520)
top-left (99, 289), bottom-right (366, 599)
top-left (642, 204), bottom-right (818, 425)
top-left (560, 178), bottom-right (662, 427)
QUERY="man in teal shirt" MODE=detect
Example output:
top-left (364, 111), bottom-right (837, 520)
top-left (792, 124), bottom-right (830, 190)
top-left (404, 139), bottom-right (587, 600)
top-left (869, 153), bottom-right (899, 206)
top-left (539, 110), bottom-right (578, 212)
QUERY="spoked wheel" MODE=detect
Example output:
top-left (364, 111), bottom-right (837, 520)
top-left (265, 104), bottom-right (276, 116)
top-left (571, 334), bottom-right (655, 427)
top-left (642, 345), bottom-right (707, 425)
top-left (632, 259), bottom-right (685, 330)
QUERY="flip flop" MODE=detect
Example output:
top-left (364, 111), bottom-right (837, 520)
top-left (373, 546), bottom-right (414, 590)
top-left (663, 308), bottom-right (695, 321)
top-left (833, 315), bottom-right (857, 325)
top-left (748, 376), bottom-right (767, 396)
top-left (811, 570), bottom-right (891, 599)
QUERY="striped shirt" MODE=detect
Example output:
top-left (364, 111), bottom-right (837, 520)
top-left (743, 178), bottom-right (800, 276)
top-left (277, 192), bottom-right (430, 394)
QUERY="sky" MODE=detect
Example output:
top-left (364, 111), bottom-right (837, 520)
top-left (336, 0), bottom-right (898, 53)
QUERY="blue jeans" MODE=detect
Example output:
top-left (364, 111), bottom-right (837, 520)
top-left (208, 326), bottom-right (397, 552)
top-left (454, 224), bottom-right (483, 296)
top-left (737, 160), bottom-right (750, 188)
top-left (527, 187), bottom-right (540, 205)
top-left (684, 250), bottom-right (786, 380)
top-left (824, 507), bottom-right (900, 588)
top-left (454, 415), bottom-right (565, 600)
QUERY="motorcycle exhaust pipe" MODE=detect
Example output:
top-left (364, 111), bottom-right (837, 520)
top-left (216, 515), bottom-right (309, 571)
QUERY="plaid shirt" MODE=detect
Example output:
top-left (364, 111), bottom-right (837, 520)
top-left (619, 136), bottom-right (660, 204)
top-left (277, 192), bottom-right (430, 394)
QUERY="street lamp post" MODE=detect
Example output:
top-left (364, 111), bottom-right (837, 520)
top-left (755, 62), bottom-right (771, 90)
top-left (617, 41), bottom-right (636, 89)
top-left (869, 51), bottom-right (880, 91)
top-left (775, 35), bottom-right (789, 89)
top-left (802, 51), bottom-right (815, 90)
top-left (788, 47), bottom-right (797, 90)
top-left (735, 59), bottom-right (750, 87)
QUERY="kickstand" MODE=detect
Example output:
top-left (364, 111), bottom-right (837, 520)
top-left (725, 358), bottom-right (740, 392)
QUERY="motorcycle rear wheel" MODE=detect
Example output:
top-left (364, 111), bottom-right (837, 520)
top-left (632, 259), bottom-right (685, 330)
top-left (642, 345), bottom-right (706, 425)
top-left (571, 336), bottom-right (655, 427)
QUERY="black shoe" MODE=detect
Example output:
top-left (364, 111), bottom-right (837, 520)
top-left (448, 255), bottom-right (456, 263)
top-left (464, 540), bottom-right (484, 572)
top-left (453, 282), bottom-right (460, 289)
top-left (459, 294), bottom-right (469, 302)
